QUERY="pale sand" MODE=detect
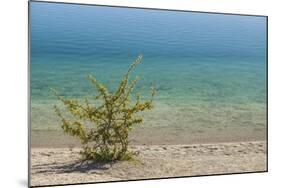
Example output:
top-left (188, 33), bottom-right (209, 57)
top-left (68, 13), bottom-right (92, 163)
top-left (31, 141), bottom-right (267, 187)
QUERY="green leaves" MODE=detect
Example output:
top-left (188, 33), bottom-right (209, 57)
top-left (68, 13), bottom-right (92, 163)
top-left (52, 55), bottom-right (156, 162)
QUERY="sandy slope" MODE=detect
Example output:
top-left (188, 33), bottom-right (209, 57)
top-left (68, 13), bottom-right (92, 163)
top-left (31, 141), bottom-right (267, 187)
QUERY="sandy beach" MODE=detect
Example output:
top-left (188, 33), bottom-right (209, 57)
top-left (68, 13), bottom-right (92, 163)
top-left (30, 126), bottom-right (267, 187)
top-left (31, 141), bottom-right (267, 187)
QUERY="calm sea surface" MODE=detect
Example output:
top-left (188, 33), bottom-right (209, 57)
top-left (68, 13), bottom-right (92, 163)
top-left (30, 2), bottom-right (267, 130)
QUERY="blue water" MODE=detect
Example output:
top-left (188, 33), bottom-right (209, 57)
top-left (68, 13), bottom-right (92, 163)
top-left (30, 2), bottom-right (267, 130)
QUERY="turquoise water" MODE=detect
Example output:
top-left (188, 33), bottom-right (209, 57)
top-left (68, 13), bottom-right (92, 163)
top-left (30, 2), bottom-right (267, 130)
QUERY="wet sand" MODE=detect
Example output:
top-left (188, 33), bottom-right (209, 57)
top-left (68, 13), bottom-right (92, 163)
top-left (31, 126), bottom-right (266, 148)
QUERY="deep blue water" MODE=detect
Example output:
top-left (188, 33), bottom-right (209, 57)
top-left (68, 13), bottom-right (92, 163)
top-left (30, 2), bottom-right (267, 130)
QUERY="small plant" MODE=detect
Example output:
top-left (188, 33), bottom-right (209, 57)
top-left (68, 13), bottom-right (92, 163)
top-left (52, 55), bottom-right (156, 162)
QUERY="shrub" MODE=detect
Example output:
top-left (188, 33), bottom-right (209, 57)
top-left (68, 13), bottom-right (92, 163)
top-left (52, 55), bottom-right (156, 162)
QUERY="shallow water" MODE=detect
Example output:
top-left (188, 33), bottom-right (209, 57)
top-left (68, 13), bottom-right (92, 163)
top-left (30, 2), bottom-right (267, 130)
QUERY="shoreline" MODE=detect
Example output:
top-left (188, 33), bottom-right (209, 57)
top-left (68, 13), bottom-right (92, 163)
top-left (31, 141), bottom-right (267, 187)
top-left (31, 126), bottom-right (266, 148)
